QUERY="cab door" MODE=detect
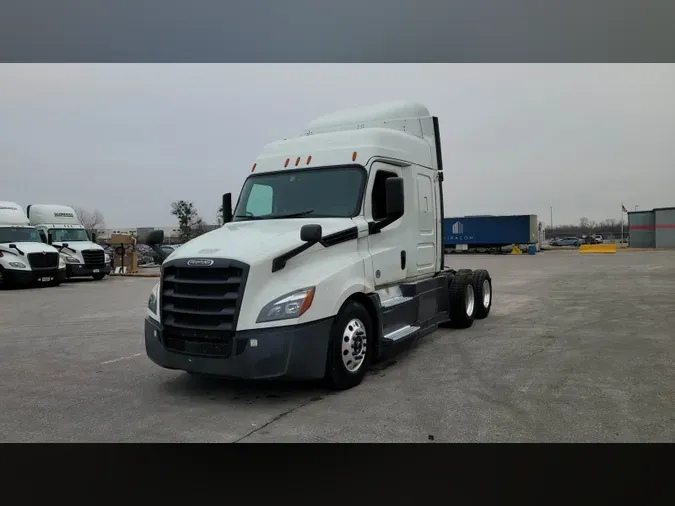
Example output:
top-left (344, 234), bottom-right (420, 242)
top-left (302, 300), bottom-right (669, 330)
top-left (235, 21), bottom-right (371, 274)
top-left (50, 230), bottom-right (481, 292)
top-left (365, 162), bottom-right (408, 288)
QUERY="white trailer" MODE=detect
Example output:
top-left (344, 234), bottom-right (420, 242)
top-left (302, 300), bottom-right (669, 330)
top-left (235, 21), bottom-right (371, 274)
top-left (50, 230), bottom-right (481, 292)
top-left (27, 205), bottom-right (111, 281)
top-left (143, 102), bottom-right (494, 390)
top-left (0, 201), bottom-right (66, 288)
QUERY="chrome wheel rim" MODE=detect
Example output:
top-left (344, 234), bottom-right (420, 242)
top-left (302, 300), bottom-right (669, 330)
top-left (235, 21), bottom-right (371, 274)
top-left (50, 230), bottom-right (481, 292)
top-left (465, 284), bottom-right (475, 317)
top-left (341, 318), bottom-right (367, 373)
top-left (482, 279), bottom-right (491, 308)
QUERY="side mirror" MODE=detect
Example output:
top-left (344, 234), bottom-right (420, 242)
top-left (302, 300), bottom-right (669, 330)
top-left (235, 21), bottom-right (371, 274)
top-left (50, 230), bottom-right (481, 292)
top-left (146, 230), bottom-right (165, 246)
top-left (91, 232), bottom-right (97, 243)
top-left (63, 243), bottom-right (69, 248)
top-left (222, 193), bottom-right (233, 224)
top-left (385, 177), bottom-right (405, 216)
top-left (300, 224), bottom-right (322, 243)
top-left (9, 243), bottom-right (16, 249)
top-left (47, 232), bottom-right (53, 244)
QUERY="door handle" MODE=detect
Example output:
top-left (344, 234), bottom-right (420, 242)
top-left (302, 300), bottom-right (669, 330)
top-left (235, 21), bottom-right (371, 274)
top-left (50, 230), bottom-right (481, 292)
top-left (400, 250), bottom-right (406, 270)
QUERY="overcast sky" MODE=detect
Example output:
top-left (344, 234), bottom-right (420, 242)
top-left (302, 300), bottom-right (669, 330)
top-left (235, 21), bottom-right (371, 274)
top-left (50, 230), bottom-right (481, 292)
top-left (1, 64), bottom-right (673, 228)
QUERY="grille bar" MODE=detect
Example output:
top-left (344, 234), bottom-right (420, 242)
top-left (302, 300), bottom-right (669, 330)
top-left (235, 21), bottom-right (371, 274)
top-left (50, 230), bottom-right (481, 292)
top-left (163, 275), bottom-right (241, 285)
top-left (162, 289), bottom-right (238, 301)
top-left (160, 259), bottom-right (248, 358)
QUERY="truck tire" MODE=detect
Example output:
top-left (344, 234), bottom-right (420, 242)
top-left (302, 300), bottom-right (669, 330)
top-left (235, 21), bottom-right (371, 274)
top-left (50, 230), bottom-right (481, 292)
top-left (92, 273), bottom-right (106, 281)
top-left (0, 266), bottom-right (6, 290)
top-left (448, 270), bottom-right (476, 329)
top-left (325, 301), bottom-right (373, 391)
top-left (50, 278), bottom-right (62, 287)
top-left (472, 269), bottom-right (492, 319)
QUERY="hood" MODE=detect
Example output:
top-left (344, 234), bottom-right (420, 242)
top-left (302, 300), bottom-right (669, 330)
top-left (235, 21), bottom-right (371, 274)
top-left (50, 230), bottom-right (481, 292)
top-left (169, 218), bottom-right (356, 263)
top-left (51, 240), bottom-right (103, 252)
top-left (0, 241), bottom-right (60, 255)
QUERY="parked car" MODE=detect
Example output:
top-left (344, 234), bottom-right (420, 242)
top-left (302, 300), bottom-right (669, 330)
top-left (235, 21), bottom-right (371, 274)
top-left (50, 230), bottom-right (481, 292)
top-left (152, 244), bottom-right (180, 264)
top-left (550, 237), bottom-right (580, 247)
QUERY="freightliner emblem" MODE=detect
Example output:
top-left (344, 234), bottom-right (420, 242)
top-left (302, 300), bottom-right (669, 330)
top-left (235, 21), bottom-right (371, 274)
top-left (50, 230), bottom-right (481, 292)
top-left (187, 259), bottom-right (214, 267)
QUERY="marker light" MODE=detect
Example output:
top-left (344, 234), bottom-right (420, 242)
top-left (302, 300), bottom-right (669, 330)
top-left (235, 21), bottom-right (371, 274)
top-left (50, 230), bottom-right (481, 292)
top-left (251, 163), bottom-right (257, 172)
top-left (284, 158), bottom-right (290, 167)
top-left (306, 155), bottom-right (312, 165)
top-left (352, 151), bottom-right (358, 161)
top-left (295, 156), bottom-right (301, 166)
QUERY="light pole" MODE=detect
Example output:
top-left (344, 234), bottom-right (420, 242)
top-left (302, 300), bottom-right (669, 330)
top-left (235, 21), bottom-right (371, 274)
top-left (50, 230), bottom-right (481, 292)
top-left (550, 206), bottom-right (553, 238)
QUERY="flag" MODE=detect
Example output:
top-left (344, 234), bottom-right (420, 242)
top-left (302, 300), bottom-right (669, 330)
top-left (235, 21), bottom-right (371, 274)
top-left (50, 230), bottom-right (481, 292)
top-left (622, 203), bottom-right (628, 214)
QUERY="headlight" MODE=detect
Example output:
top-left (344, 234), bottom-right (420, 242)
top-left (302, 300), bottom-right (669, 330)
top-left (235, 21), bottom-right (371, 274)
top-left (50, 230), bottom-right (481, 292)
top-left (105, 253), bottom-right (111, 264)
top-left (8, 262), bottom-right (26, 268)
top-left (147, 282), bottom-right (160, 317)
top-left (59, 257), bottom-right (65, 269)
top-left (256, 287), bottom-right (315, 323)
top-left (63, 255), bottom-right (79, 264)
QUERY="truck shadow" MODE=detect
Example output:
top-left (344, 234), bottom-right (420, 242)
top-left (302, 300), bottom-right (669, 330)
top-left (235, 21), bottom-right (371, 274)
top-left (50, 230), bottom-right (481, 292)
top-left (159, 373), bottom-right (331, 406)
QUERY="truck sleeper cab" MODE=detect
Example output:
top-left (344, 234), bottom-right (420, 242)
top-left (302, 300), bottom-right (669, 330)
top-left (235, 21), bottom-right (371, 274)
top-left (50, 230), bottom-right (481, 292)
top-left (144, 102), bottom-right (494, 390)
top-left (27, 204), bottom-right (111, 281)
top-left (0, 201), bottom-right (66, 289)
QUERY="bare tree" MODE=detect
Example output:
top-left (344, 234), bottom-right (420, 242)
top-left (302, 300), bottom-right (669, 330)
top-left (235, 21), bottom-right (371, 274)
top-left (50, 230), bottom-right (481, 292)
top-left (73, 206), bottom-right (105, 235)
top-left (171, 200), bottom-right (209, 242)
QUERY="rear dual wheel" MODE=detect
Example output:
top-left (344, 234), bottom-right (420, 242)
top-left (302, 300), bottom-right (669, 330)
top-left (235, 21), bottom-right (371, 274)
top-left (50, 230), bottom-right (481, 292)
top-left (472, 269), bottom-right (492, 320)
top-left (447, 268), bottom-right (493, 327)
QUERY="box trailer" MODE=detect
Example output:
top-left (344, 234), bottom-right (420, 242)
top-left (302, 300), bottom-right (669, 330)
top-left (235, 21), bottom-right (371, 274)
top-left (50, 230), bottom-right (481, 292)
top-left (443, 215), bottom-right (538, 249)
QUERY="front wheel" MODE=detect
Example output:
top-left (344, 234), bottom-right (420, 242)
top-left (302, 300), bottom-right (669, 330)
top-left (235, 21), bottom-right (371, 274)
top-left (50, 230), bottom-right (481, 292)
top-left (50, 278), bottom-right (62, 287)
top-left (0, 267), bottom-right (7, 290)
top-left (325, 301), bottom-right (373, 391)
top-left (92, 273), bottom-right (106, 281)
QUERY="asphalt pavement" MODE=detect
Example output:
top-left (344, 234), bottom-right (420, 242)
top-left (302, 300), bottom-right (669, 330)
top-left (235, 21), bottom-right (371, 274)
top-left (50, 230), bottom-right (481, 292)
top-left (1, 251), bottom-right (674, 442)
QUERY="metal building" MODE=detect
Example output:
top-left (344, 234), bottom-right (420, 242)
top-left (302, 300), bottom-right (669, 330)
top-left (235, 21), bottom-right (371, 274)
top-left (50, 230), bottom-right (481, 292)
top-left (654, 207), bottom-right (675, 249)
top-left (628, 210), bottom-right (655, 248)
top-left (628, 207), bottom-right (675, 248)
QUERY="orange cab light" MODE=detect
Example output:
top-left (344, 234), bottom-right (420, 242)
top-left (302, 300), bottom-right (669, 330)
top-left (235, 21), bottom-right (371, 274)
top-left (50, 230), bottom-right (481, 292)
top-left (295, 156), bottom-right (301, 166)
top-left (284, 158), bottom-right (290, 167)
top-left (299, 288), bottom-right (315, 315)
top-left (352, 151), bottom-right (358, 161)
top-left (306, 155), bottom-right (312, 165)
top-left (251, 163), bottom-right (257, 172)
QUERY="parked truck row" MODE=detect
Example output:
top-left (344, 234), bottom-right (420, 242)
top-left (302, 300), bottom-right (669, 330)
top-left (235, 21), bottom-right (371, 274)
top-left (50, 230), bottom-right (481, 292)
top-left (0, 202), bottom-right (111, 289)
top-left (142, 101), bottom-right (495, 390)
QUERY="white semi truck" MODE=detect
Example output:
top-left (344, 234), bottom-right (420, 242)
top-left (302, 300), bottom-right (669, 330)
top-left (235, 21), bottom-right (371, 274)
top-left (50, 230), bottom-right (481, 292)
top-left (27, 204), bottom-right (111, 281)
top-left (144, 102), bottom-right (494, 390)
top-left (0, 201), bottom-right (67, 288)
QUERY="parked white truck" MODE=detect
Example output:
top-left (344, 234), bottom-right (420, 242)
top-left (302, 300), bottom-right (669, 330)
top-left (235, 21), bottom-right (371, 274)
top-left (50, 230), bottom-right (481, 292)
top-left (0, 201), bottom-right (67, 288)
top-left (144, 102), bottom-right (494, 390)
top-left (27, 204), bottom-right (111, 281)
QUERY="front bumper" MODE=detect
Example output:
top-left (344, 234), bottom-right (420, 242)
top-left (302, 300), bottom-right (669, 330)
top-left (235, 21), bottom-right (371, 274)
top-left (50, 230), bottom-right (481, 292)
top-left (3, 268), bottom-right (66, 286)
top-left (66, 264), bottom-right (112, 277)
top-left (144, 316), bottom-right (334, 380)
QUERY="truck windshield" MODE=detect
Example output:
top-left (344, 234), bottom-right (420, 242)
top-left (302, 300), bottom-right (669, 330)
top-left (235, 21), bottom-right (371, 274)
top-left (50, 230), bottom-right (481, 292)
top-left (51, 228), bottom-right (91, 242)
top-left (233, 166), bottom-right (365, 221)
top-left (0, 227), bottom-right (42, 243)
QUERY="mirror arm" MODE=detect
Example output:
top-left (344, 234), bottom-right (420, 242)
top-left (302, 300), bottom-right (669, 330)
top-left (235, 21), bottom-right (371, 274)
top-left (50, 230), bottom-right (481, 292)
top-left (368, 211), bottom-right (403, 235)
top-left (271, 240), bottom-right (318, 273)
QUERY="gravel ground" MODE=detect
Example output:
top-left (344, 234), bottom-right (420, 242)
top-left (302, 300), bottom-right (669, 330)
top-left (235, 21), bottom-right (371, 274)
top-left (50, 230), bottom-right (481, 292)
top-left (1, 250), bottom-right (674, 442)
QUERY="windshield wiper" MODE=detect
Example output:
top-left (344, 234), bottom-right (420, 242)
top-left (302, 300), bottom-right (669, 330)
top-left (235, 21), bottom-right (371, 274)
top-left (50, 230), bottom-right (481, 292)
top-left (234, 210), bottom-right (315, 221)
top-left (267, 210), bottom-right (315, 219)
